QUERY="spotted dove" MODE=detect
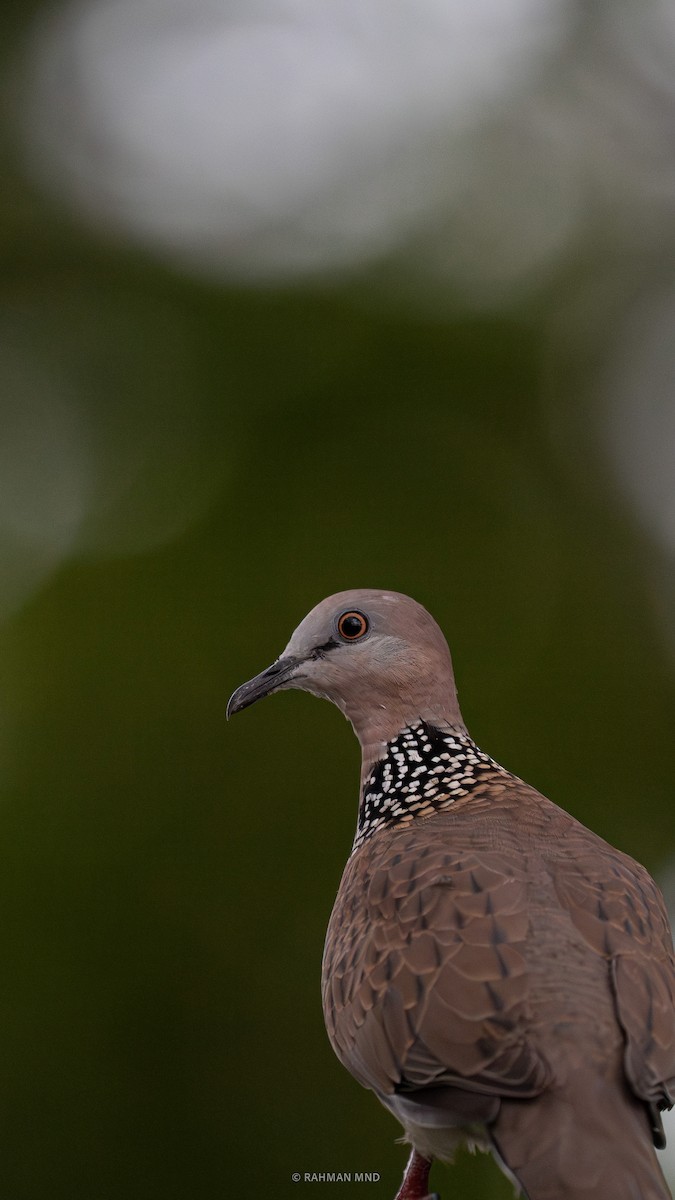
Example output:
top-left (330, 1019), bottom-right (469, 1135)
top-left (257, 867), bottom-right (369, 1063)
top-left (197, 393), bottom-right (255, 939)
top-left (228, 590), bottom-right (675, 1200)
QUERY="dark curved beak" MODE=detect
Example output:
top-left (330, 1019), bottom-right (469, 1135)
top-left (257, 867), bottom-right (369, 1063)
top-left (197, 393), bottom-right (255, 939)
top-left (226, 655), bottom-right (302, 719)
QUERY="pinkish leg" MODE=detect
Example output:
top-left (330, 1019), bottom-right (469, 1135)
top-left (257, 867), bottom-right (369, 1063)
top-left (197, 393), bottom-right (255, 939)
top-left (394, 1149), bottom-right (439, 1200)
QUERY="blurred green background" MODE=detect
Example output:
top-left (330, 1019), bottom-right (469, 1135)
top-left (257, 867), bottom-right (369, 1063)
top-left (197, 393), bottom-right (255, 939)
top-left (2, 2), bottom-right (675, 1199)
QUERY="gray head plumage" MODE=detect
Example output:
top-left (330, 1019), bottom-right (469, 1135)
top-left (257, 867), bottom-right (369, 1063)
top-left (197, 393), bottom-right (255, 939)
top-left (227, 589), bottom-right (465, 762)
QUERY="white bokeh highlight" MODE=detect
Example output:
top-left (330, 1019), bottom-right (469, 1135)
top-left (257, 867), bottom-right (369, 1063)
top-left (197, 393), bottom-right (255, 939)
top-left (21, 0), bottom-right (569, 282)
top-left (602, 289), bottom-right (675, 558)
top-left (0, 295), bottom-right (229, 617)
top-left (0, 344), bottom-right (86, 619)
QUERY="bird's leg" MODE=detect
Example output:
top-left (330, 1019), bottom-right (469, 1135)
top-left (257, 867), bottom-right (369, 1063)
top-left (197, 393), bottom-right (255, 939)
top-left (394, 1149), bottom-right (439, 1200)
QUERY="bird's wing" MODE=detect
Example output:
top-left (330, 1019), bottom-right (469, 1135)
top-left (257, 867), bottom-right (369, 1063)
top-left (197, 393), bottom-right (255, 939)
top-left (552, 841), bottom-right (675, 1118)
top-left (322, 831), bottom-right (551, 1101)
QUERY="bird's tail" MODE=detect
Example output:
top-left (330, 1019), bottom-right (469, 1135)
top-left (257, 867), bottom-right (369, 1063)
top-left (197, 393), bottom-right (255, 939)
top-left (491, 1069), bottom-right (671, 1200)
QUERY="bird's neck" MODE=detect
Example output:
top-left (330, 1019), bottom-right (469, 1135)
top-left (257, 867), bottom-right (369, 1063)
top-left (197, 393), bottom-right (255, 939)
top-left (353, 721), bottom-right (507, 852)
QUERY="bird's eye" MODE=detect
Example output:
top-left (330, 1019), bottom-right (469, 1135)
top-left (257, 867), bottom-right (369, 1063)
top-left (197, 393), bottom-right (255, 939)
top-left (337, 611), bottom-right (369, 641)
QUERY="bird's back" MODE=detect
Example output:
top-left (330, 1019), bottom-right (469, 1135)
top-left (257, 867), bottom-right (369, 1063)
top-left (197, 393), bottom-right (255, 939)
top-left (323, 770), bottom-right (675, 1199)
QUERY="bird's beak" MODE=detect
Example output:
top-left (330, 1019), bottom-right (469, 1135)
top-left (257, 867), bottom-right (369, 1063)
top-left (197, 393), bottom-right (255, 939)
top-left (227, 655), bottom-right (302, 718)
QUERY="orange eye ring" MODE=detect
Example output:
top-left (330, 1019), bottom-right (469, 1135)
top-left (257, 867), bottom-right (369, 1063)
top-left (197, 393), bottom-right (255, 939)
top-left (337, 611), bottom-right (369, 641)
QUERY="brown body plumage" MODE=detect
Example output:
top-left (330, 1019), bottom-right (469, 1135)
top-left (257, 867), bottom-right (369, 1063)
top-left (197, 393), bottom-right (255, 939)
top-left (228, 590), bottom-right (675, 1200)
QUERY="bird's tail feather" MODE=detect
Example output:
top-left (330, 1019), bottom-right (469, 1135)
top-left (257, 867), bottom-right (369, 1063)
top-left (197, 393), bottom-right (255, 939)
top-left (491, 1069), bottom-right (671, 1200)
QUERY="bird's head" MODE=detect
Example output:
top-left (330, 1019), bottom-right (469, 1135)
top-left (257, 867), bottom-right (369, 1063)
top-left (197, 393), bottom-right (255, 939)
top-left (227, 589), bottom-right (465, 759)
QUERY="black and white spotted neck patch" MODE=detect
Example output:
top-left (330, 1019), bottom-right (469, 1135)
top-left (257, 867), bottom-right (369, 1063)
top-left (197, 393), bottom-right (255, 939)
top-left (353, 721), bottom-right (507, 851)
